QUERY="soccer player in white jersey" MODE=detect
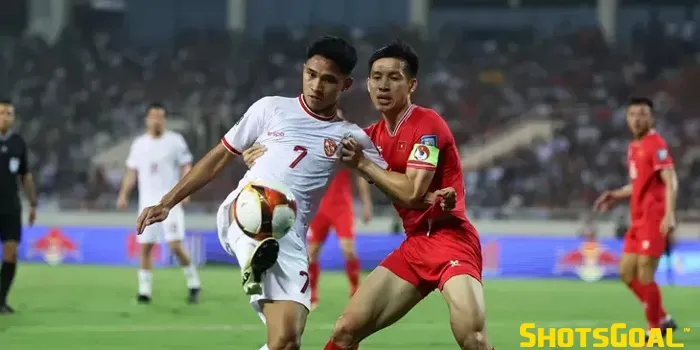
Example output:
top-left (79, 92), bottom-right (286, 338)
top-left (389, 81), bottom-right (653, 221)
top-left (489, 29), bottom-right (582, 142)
top-left (135, 36), bottom-right (389, 350)
top-left (117, 103), bottom-right (202, 304)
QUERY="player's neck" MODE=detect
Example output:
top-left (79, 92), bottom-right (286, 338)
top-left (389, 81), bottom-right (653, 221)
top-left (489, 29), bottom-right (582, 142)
top-left (381, 102), bottom-right (412, 131)
top-left (301, 95), bottom-right (337, 118)
top-left (634, 128), bottom-right (653, 140)
top-left (0, 128), bottom-right (9, 136)
top-left (147, 130), bottom-right (164, 138)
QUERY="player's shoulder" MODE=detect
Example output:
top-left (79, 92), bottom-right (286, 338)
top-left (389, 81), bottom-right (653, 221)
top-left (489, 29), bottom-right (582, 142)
top-left (254, 95), bottom-right (295, 109)
top-left (8, 132), bottom-right (26, 145)
top-left (641, 130), bottom-right (668, 147)
top-left (409, 105), bottom-right (449, 128)
top-left (131, 134), bottom-right (149, 146)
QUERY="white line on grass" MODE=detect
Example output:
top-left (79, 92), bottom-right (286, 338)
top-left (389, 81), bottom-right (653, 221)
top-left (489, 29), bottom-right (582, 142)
top-left (5, 320), bottom-right (697, 334)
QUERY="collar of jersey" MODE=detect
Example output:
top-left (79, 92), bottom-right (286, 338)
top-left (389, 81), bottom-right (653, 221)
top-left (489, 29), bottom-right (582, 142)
top-left (298, 95), bottom-right (337, 121)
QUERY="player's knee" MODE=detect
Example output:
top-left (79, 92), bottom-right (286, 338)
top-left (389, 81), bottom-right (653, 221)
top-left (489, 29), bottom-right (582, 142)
top-left (2, 242), bottom-right (18, 262)
top-left (341, 248), bottom-right (356, 260)
top-left (307, 243), bottom-right (321, 263)
top-left (266, 332), bottom-right (301, 350)
top-left (459, 331), bottom-right (490, 350)
top-left (451, 309), bottom-right (487, 349)
top-left (330, 314), bottom-right (362, 346)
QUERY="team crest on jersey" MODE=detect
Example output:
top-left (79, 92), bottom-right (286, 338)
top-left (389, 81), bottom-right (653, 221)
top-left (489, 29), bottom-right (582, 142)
top-left (324, 138), bottom-right (338, 157)
top-left (420, 135), bottom-right (438, 147)
top-left (657, 149), bottom-right (668, 160)
top-left (8, 157), bottom-right (19, 173)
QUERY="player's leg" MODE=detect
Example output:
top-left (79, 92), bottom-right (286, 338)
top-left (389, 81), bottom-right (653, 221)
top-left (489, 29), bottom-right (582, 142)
top-left (324, 250), bottom-right (426, 349)
top-left (0, 211), bottom-right (22, 313)
top-left (635, 224), bottom-right (675, 332)
top-left (441, 275), bottom-right (491, 350)
top-left (307, 214), bottom-right (331, 309)
top-left (136, 223), bottom-right (160, 303)
top-left (335, 212), bottom-right (360, 296)
top-left (164, 209), bottom-right (201, 303)
top-left (620, 229), bottom-right (647, 305)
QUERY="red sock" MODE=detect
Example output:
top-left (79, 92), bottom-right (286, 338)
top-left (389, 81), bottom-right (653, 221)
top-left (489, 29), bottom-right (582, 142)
top-left (309, 261), bottom-right (320, 304)
top-left (345, 257), bottom-right (360, 296)
top-left (323, 340), bottom-right (358, 350)
top-left (627, 279), bottom-right (646, 303)
top-left (642, 282), bottom-right (665, 329)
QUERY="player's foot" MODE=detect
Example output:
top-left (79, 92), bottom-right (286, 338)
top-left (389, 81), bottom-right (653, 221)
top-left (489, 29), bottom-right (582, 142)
top-left (0, 304), bottom-right (15, 314)
top-left (137, 294), bottom-right (151, 304)
top-left (187, 288), bottom-right (200, 304)
top-left (645, 317), bottom-right (678, 344)
top-left (241, 237), bottom-right (279, 295)
top-left (310, 301), bottom-right (319, 311)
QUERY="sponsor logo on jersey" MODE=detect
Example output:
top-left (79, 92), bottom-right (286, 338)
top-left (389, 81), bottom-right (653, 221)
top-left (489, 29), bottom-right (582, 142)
top-left (413, 145), bottom-right (430, 161)
top-left (420, 135), bottom-right (438, 147)
top-left (324, 138), bottom-right (338, 157)
top-left (657, 149), bottom-right (668, 160)
top-left (267, 131), bottom-right (285, 137)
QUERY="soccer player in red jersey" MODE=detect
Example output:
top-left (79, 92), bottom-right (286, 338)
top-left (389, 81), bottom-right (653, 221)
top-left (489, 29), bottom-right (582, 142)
top-left (594, 97), bottom-right (678, 339)
top-left (307, 169), bottom-right (372, 308)
top-left (324, 41), bottom-right (494, 350)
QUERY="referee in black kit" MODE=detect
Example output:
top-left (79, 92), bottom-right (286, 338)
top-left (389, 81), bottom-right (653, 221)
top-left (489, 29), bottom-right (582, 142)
top-left (0, 100), bottom-right (37, 314)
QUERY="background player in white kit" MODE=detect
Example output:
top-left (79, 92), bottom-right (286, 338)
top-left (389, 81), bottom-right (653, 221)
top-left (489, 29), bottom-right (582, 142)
top-left (135, 37), bottom-right (387, 350)
top-left (117, 103), bottom-right (202, 304)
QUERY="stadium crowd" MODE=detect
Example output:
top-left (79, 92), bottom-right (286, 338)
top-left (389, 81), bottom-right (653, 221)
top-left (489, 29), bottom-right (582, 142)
top-left (1, 22), bottom-right (699, 214)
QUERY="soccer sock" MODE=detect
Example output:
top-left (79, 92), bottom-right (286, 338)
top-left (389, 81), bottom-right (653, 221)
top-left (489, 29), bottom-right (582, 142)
top-left (642, 282), bottom-right (664, 329)
top-left (323, 340), bottom-right (358, 350)
top-left (182, 264), bottom-right (201, 289)
top-left (309, 261), bottom-right (320, 303)
top-left (138, 269), bottom-right (153, 296)
top-left (345, 257), bottom-right (360, 296)
top-left (627, 278), bottom-right (646, 303)
top-left (0, 262), bottom-right (17, 305)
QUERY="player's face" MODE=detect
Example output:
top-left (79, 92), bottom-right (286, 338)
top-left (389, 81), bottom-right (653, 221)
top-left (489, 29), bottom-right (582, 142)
top-left (302, 55), bottom-right (352, 114)
top-left (0, 104), bottom-right (15, 132)
top-left (145, 107), bottom-right (166, 134)
top-left (368, 58), bottom-right (417, 114)
top-left (626, 104), bottom-right (653, 138)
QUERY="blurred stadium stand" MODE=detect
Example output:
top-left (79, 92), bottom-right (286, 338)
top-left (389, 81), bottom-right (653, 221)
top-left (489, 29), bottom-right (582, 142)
top-left (1, 0), bottom-right (699, 220)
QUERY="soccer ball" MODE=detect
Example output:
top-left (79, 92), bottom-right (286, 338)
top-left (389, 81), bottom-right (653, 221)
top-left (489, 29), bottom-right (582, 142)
top-left (233, 179), bottom-right (297, 241)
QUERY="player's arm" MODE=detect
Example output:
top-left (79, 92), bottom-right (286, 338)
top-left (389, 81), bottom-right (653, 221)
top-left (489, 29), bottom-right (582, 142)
top-left (159, 143), bottom-right (234, 209)
top-left (349, 132), bottom-right (438, 208)
top-left (161, 98), bottom-right (269, 208)
top-left (18, 140), bottom-right (37, 224)
top-left (660, 168), bottom-right (678, 217)
top-left (117, 142), bottom-right (138, 208)
top-left (356, 175), bottom-right (373, 223)
top-left (655, 143), bottom-right (677, 234)
top-left (611, 184), bottom-right (632, 199)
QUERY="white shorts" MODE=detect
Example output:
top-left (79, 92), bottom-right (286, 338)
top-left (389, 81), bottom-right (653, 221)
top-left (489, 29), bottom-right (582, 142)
top-left (216, 194), bottom-right (310, 323)
top-left (138, 206), bottom-right (186, 244)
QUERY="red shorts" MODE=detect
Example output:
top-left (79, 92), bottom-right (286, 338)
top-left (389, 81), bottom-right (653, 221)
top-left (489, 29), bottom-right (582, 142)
top-left (379, 222), bottom-right (483, 296)
top-left (623, 215), bottom-right (666, 258)
top-left (307, 204), bottom-right (354, 244)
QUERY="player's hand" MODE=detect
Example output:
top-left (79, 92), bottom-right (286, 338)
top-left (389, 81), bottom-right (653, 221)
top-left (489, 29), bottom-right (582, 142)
top-left (435, 187), bottom-right (456, 211)
top-left (116, 194), bottom-right (128, 210)
top-left (340, 137), bottom-right (364, 168)
top-left (660, 214), bottom-right (676, 236)
top-left (242, 143), bottom-right (267, 169)
top-left (136, 204), bottom-right (170, 235)
top-left (27, 206), bottom-right (37, 227)
top-left (593, 191), bottom-right (616, 212)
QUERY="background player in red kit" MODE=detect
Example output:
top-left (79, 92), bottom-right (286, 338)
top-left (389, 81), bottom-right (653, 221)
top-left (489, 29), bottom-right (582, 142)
top-left (594, 97), bottom-right (678, 339)
top-left (324, 41), bottom-right (494, 350)
top-left (307, 168), bottom-right (372, 308)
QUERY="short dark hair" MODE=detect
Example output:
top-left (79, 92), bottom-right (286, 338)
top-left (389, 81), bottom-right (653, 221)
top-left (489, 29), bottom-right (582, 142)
top-left (368, 40), bottom-right (419, 78)
top-left (628, 97), bottom-right (653, 110)
top-left (146, 102), bottom-right (167, 115)
top-left (0, 99), bottom-right (12, 106)
top-left (306, 36), bottom-right (357, 75)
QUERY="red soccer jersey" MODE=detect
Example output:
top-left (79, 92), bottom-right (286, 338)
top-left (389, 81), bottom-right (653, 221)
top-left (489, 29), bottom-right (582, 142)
top-left (627, 130), bottom-right (674, 221)
top-left (364, 105), bottom-right (470, 235)
top-left (318, 169), bottom-right (353, 209)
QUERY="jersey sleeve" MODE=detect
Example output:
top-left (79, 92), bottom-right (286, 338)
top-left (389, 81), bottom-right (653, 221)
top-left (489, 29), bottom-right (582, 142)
top-left (175, 135), bottom-right (193, 165)
top-left (351, 126), bottom-right (388, 169)
top-left (221, 97), bottom-right (270, 155)
top-left (649, 137), bottom-right (674, 171)
top-left (406, 118), bottom-right (450, 171)
top-left (125, 141), bottom-right (139, 169)
top-left (18, 138), bottom-right (28, 175)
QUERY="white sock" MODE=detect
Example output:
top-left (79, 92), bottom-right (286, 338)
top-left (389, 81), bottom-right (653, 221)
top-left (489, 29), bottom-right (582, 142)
top-left (138, 269), bottom-right (153, 296)
top-left (183, 264), bottom-right (201, 289)
top-left (258, 345), bottom-right (269, 350)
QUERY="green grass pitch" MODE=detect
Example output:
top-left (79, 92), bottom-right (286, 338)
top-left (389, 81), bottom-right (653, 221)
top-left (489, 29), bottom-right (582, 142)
top-left (0, 264), bottom-right (697, 349)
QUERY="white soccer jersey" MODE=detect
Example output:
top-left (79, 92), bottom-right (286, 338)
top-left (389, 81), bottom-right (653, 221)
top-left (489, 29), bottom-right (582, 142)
top-left (221, 95), bottom-right (387, 242)
top-left (126, 130), bottom-right (193, 209)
